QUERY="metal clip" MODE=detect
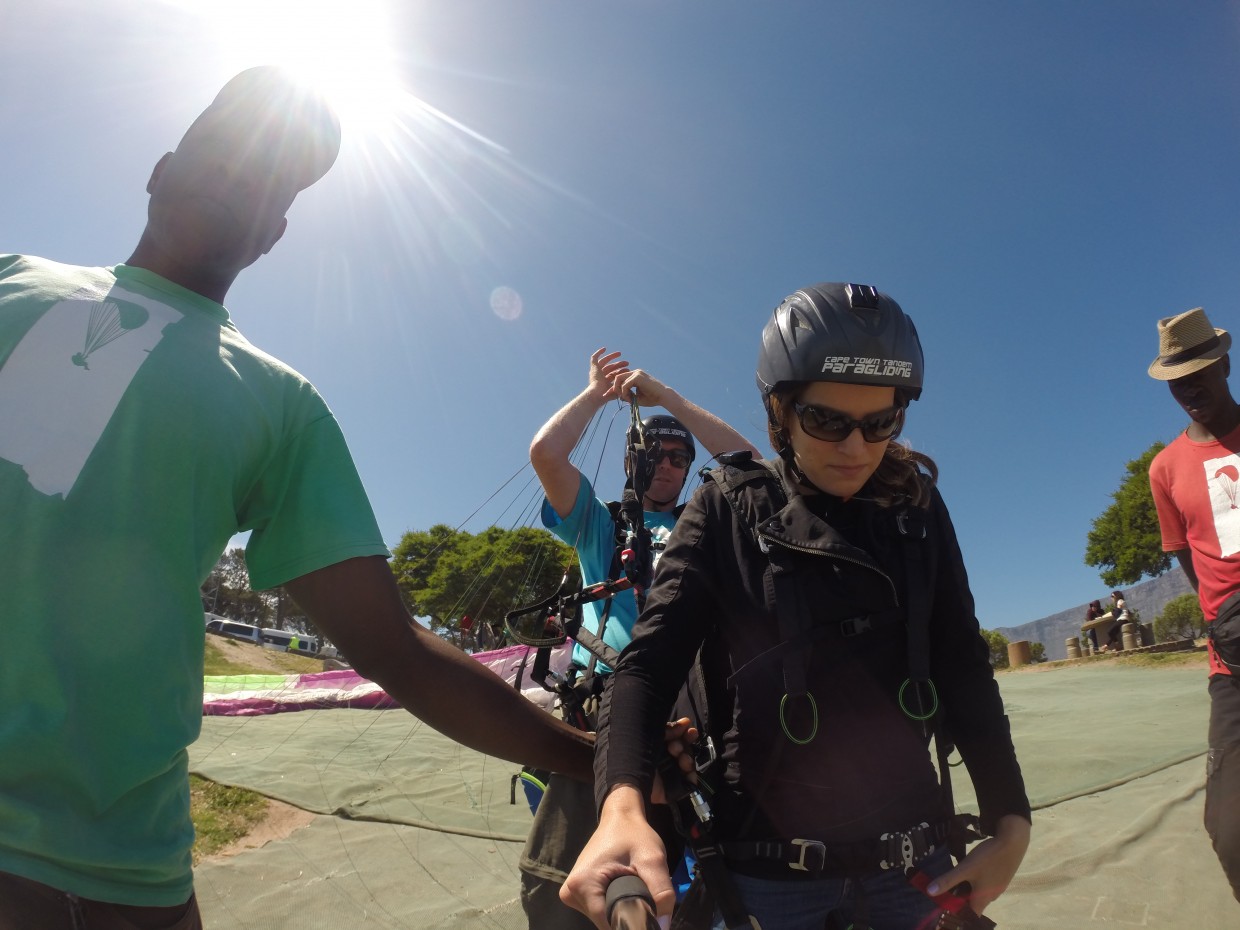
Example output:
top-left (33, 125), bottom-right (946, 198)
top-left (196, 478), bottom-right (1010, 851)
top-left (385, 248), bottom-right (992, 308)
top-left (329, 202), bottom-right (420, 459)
top-left (789, 838), bottom-right (827, 873)
top-left (689, 788), bottom-right (713, 825)
top-left (896, 511), bottom-right (926, 539)
top-left (840, 616), bottom-right (873, 637)
top-left (880, 822), bottom-right (932, 870)
top-left (692, 735), bottom-right (718, 774)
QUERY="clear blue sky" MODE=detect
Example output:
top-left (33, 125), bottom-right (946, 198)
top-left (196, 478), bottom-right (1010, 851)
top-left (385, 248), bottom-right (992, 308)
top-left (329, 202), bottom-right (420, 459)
top-left (5, 1), bottom-right (1239, 630)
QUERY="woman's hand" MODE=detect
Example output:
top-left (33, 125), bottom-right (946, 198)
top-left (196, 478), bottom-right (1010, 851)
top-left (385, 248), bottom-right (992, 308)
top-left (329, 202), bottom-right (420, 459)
top-left (560, 785), bottom-right (673, 930)
top-left (927, 814), bottom-right (1030, 914)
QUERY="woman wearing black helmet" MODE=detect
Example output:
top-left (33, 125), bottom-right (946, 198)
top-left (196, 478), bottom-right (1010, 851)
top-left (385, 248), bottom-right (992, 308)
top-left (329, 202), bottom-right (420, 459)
top-left (562, 284), bottom-right (1030, 930)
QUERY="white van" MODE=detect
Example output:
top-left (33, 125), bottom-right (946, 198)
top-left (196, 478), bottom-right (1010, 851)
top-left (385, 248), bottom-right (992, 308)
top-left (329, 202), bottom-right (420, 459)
top-left (260, 628), bottom-right (320, 656)
top-left (259, 628), bottom-right (295, 651)
top-left (204, 617), bottom-right (263, 645)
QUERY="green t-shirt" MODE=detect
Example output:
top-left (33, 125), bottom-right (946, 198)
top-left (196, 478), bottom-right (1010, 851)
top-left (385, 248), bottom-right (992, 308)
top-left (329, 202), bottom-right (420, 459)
top-left (0, 255), bottom-right (389, 905)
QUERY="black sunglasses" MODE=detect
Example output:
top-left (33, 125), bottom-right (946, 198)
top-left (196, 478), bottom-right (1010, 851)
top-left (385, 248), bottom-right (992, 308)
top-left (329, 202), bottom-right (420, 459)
top-left (650, 446), bottom-right (692, 469)
top-left (792, 401), bottom-right (905, 443)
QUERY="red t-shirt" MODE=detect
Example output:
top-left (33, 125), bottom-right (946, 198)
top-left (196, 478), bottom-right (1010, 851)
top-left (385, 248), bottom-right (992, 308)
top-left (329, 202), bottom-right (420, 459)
top-left (1149, 424), bottom-right (1240, 676)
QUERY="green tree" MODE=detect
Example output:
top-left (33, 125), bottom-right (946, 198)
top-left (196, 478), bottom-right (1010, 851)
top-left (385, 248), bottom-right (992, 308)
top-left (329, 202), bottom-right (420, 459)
top-left (391, 524), bottom-right (579, 647)
top-left (200, 549), bottom-right (313, 636)
top-left (200, 548), bottom-right (269, 625)
top-left (1028, 642), bottom-right (1047, 664)
top-left (1085, 442), bottom-right (1171, 588)
top-left (1154, 593), bottom-right (1205, 643)
top-left (270, 585), bottom-right (310, 635)
top-left (980, 629), bottom-right (1010, 669)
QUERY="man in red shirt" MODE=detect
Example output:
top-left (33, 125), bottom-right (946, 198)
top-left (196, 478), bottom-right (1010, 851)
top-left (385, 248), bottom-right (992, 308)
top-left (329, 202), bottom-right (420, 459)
top-left (1149, 306), bottom-right (1240, 902)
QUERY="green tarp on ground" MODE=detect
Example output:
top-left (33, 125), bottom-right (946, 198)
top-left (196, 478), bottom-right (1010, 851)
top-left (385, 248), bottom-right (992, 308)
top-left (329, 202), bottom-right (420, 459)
top-left (189, 664), bottom-right (1238, 928)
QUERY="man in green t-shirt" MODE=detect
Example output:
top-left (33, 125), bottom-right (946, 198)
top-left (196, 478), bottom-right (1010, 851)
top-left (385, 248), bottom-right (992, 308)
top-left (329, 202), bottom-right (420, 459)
top-left (0, 66), bottom-right (593, 929)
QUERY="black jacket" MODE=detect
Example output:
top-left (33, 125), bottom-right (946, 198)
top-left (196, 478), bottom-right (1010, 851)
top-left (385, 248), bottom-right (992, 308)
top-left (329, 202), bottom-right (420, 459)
top-left (597, 456), bottom-right (1029, 843)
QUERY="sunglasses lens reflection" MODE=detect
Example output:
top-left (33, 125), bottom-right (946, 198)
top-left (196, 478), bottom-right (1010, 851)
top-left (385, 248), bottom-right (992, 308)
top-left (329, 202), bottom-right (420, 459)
top-left (864, 410), bottom-right (902, 440)
top-left (653, 449), bottom-right (691, 469)
top-left (798, 404), bottom-right (903, 443)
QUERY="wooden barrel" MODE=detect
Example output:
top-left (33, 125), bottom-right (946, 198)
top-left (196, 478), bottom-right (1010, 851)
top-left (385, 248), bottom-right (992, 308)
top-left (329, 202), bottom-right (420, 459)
top-left (1065, 636), bottom-right (1082, 659)
top-left (1122, 623), bottom-right (1139, 651)
top-left (1007, 640), bottom-right (1032, 667)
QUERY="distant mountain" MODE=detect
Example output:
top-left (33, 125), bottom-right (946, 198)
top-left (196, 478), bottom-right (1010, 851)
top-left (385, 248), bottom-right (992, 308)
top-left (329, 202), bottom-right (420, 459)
top-left (993, 569), bottom-right (1196, 660)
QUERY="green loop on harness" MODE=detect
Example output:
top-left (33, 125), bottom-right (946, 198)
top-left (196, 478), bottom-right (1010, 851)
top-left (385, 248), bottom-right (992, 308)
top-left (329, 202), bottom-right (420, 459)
top-left (779, 691), bottom-right (819, 745)
top-left (898, 677), bottom-right (939, 721)
top-left (518, 770), bottom-right (549, 793)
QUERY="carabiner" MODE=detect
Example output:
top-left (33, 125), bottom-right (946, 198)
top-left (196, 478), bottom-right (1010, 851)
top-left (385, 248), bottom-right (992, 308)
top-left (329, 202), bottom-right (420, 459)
top-left (897, 678), bottom-right (939, 721)
top-left (779, 691), bottom-right (819, 745)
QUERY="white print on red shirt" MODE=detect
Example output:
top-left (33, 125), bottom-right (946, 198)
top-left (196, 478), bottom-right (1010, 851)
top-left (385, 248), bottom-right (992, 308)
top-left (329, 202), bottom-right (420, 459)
top-left (1204, 453), bottom-right (1240, 557)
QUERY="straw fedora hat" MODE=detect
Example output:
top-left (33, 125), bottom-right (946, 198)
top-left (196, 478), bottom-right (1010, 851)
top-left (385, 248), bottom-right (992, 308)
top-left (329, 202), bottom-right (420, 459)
top-left (1148, 307), bottom-right (1232, 381)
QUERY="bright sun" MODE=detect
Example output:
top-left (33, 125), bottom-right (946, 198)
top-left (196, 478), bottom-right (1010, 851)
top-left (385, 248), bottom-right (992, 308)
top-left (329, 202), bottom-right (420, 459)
top-left (188, 0), bottom-right (407, 139)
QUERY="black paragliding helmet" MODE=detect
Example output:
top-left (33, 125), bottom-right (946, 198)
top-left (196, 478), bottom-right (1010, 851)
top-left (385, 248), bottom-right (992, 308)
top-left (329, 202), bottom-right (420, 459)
top-left (756, 282), bottom-right (924, 457)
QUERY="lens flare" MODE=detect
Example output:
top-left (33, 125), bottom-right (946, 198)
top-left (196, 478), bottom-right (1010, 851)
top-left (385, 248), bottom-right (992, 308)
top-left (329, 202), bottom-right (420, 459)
top-left (490, 286), bottom-right (523, 322)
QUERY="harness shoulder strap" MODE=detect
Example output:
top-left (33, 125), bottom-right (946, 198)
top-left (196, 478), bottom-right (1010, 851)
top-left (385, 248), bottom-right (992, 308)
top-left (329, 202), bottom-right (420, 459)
top-left (567, 496), bottom-right (688, 677)
top-left (898, 494), bottom-right (935, 685)
top-left (705, 453), bottom-right (790, 545)
top-left (894, 483), bottom-right (984, 858)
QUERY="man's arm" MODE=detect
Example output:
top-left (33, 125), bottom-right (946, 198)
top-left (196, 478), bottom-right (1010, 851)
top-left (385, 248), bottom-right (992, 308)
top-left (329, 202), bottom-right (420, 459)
top-left (1149, 465), bottom-right (1196, 591)
top-left (284, 555), bottom-right (594, 782)
top-left (530, 348), bottom-right (631, 518)
top-left (1174, 548), bottom-right (1199, 591)
top-left (615, 370), bottom-right (759, 461)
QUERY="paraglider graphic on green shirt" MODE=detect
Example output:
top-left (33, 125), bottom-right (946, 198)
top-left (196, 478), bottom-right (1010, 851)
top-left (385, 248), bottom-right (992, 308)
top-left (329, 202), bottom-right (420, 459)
top-left (72, 300), bottom-right (150, 370)
top-left (0, 285), bottom-right (174, 498)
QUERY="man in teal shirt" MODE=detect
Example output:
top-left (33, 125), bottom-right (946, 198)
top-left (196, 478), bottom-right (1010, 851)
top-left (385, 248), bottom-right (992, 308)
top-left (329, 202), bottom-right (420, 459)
top-left (0, 66), bottom-right (592, 929)
top-left (521, 348), bottom-right (757, 929)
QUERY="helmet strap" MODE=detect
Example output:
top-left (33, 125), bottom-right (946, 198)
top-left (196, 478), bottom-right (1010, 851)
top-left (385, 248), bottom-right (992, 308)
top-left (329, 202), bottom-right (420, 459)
top-left (785, 454), bottom-right (830, 497)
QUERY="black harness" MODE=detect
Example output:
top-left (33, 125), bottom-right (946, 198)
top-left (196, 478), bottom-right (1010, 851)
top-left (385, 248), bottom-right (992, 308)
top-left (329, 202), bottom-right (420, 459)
top-left (663, 453), bottom-right (990, 930)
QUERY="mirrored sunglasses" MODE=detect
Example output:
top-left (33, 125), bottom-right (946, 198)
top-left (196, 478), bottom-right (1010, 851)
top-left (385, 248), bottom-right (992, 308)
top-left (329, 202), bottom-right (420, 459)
top-left (650, 447), bottom-right (692, 469)
top-left (793, 402), bottom-right (905, 443)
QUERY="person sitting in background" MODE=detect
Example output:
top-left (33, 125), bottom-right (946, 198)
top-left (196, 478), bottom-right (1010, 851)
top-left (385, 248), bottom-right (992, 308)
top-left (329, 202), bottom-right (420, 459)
top-left (1083, 599), bottom-right (1105, 650)
top-left (1104, 590), bottom-right (1129, 651)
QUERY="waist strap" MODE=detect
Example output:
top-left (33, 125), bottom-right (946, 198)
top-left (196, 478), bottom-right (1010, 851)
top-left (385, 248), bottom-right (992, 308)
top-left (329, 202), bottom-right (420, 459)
top-left (721, 820), bottom-right (950, 878)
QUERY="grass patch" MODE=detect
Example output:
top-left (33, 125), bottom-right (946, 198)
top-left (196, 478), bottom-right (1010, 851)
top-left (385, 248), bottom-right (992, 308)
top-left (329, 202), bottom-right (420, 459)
top-left (1114, 649), bottom-right (1209, 669)
top-left (203, 637), bottom-right (259, 676)
top-left (203, 636), bottom-right (324, 676)
top-left (190, 775), bottom-right (268, 863)
top-left (267, 651), bottom-right (323, 674)
top-left (197, 637), bottom-right (320, 857)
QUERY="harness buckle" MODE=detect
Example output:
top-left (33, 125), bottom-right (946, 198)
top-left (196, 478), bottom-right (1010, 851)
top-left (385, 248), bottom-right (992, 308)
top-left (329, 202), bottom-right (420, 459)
top-left (692, 735), bottom-right (718, 774)
top-left (840, 616), bottom-right (872, 637)
top-left (879, 822), bottom-right (933, 871)
top-left (789, 838), bottom-right (827, 873)
top-left (896, 511), bottom-right (926, 539)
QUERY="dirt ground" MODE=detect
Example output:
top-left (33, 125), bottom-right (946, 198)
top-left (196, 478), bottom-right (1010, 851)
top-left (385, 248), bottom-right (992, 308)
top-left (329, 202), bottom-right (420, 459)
top-left (200, 798), bottom-right (317, 862)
